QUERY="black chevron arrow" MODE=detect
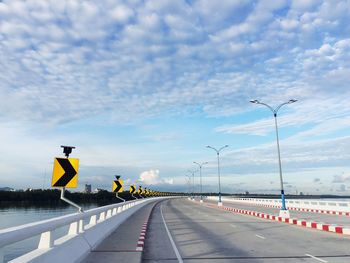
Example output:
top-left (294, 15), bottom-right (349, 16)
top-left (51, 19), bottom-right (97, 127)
top-left (113, 180), bottom-right (122, 192)
top-left (53, 158), bottom-right (77, 187)
top-left (130, 185), bottom-right (136, 193)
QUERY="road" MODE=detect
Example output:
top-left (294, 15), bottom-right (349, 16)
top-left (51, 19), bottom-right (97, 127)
top-left (205, 198), bottom-right (350, 227)
top-left (83, 201), bottom-right (157, 263)
top-left (142, 198), bottom-right (350, 262)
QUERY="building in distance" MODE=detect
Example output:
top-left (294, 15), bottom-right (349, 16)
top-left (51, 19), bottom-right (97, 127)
top-left (84, 184), bottom-right (92, 193)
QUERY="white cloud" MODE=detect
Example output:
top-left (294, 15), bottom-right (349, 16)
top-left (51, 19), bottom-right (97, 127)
top-left (337, 184), bottom-right (346, 192)
top-left (139, 169), bottom-right (173, 185)
top-left (291, 0), bottom-right (322, 11)
top-left (0, 0), bottom-right (348, 125)
top-left (332, 173), bottom-right (350, 183)
top-left (111, 5), bottom-right (134, 23)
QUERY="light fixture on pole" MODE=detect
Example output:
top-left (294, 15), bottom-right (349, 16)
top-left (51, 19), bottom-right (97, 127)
top-left (193, 161), bottom-right (208, 203)
top-left (206, 145), bottom-right (229, 206)
top-left (250, 99), bottom-right (297, 218)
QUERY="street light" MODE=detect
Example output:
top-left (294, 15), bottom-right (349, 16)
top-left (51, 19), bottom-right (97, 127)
top-left (206, 145), bottom-right (229, 206)
top-left (250, 99), bottom-right (297, 218)
top-left (188, 169), bottom-right (197, 200)
top-left (193, 161), bottom-right (208, 203)
top-left (185, 174), bottom-right (191, 199)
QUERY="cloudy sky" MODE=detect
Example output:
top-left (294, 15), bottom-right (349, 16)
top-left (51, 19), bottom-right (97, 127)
top-left (1, 0), bottom-right (350, 195)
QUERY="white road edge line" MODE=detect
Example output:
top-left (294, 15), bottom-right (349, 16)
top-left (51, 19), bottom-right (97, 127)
top-left (305, 254), bottom-right (328, 263)
top-left (161, 203), bottom-right (184, 263)
top-left (255, 234), bottom-right (266, 240)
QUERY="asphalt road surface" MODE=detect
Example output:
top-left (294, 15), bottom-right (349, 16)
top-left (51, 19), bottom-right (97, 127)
top-left (142, 198), bottom-right (350, 263)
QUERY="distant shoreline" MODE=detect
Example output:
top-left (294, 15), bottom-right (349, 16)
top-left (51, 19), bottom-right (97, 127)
top-left (1, 190), bottom-right (349, 208)
top-left (0, 189), bottom-right (141, 208)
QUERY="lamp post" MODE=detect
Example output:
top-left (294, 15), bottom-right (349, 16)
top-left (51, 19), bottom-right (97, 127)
top-left (193, 161), bottom-right (208, 203)
top-left (185, 175), bottom-right (191, 200)
top-left (250, 99), bottom-right (297, 218)
top-left (188, 169), bottom-right (197, 200)
top-left (206, 145), bottom-right (229, 206)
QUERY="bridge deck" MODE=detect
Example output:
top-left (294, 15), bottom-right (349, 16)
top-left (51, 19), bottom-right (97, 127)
top-left (143, 198), bottom-right (350, 262)
top-left (82, 201), bottom-right (158, 263)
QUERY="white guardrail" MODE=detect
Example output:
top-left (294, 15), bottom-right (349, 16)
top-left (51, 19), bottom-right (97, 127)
top-left (0, 197), bottom-right (169, 263)
top-left (207, 196), bottom-right (350, 212)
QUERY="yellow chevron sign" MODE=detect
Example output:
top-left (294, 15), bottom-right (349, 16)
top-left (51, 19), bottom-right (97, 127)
top-left (130, 185), bottom-right (136, 194)
top-left (112, 180), bottom-right (123, 193)
top-left (52, 158), bottom-right (79, 188)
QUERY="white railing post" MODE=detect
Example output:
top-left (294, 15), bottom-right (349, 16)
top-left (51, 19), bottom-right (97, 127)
top-left (89, 215), bottom-right (97, 226)
top-left (68, 221), bottom-right (79, 235)
top-left (106, 209), bottom-right (112, 218)
top-left (79, 219), bottom-right (84, 233)
top-left (117, 207), bottom-right (122, 213)
top-left (99, 212), bottom-right (106, 222)
top-left (38, 231), bottom-right (54, 249)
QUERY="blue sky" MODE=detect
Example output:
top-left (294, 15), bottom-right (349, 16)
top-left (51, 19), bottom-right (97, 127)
top-left (1, 0), bottom-right (350, 195)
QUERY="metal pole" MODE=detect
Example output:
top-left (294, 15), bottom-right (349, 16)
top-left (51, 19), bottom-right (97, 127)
top-left (192, 171), bottom-right (195, 199)
top-left (116, 193), bottom-right (126, 202)
top-left (200, 166), bottom-right (203, 201)
top-left (217, 152), bottom-right (221, 203)
top-left (60, 188), bottom-right (83, 213)
top-left (274, 113), bottom-right (286, 210)
top-left (206, 145), bottom-right (227, 206)
top-left (188, 170), bottom-right (196, 200)
top-left (250, 99), bottom-right (297, 215)
top-left (194, 162), bottom-right (208, 202)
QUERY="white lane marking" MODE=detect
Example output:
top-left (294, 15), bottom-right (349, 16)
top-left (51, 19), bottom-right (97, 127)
top-left (161, 204), bottom-right (183, 263)
top-left (229, 224), bottom-right (236, 228)
top-left (305, 254), bottom-right (328, 263)
top-left (255, 234), bottom-right (266, 240)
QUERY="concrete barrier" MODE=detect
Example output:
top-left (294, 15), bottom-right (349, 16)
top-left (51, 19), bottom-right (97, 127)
top-left (0, 197), bottom-right (171, 263)
top-left (207, 196), bottom-right (350, 215)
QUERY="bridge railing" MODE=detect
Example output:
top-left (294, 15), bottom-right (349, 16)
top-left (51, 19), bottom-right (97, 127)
top-left (207, 196), bottom-right (350, 213)
top-left (0, 197), bottom-right (166, 263)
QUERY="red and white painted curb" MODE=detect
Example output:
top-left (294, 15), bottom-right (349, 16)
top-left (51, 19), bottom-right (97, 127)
top-left (230, 202), bottom-right (350, 216)
top-left (136, 220), bottom-right (149, 251)
top-left (199, 202), bottom-right (350, 236)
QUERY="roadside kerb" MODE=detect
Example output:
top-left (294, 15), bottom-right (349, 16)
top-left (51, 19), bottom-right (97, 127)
top-left (136, 201), bottom-right (158, 252)
top-left (195, 201), bottom-right (350, 236)
top-left (230, 202), bottom-right (350, 217)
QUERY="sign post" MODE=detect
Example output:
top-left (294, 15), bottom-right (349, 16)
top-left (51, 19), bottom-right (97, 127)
top-left (112, 175), bottom-right (125, 202)
top-left (138, 186), bottom-right (144, 198)
top-left (130, 185), bottom-right (137, 199)
top-left (52, 146), bottom-right (82, 213)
